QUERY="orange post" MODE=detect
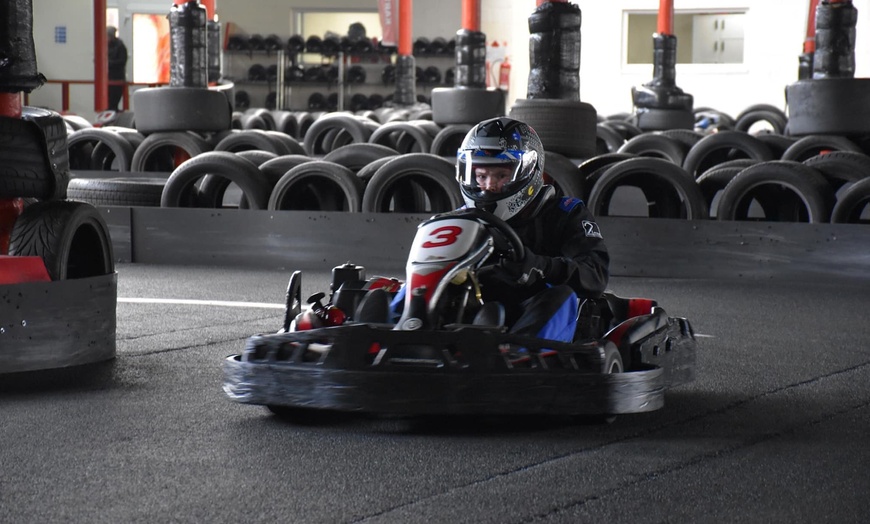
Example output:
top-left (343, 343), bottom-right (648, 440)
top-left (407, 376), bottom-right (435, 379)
top-left (657, 0), bottom-right (674, 35)
top-left (462, 0), bottom-right (480, 32)
top-left (94, 0), bottom-right (108, 111)
top-left (398, 0), bottom-right (412, 56)
top-left (804, 0), bottom-right (820, 53)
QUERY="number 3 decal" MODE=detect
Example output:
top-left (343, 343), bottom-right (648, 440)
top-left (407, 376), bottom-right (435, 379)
top-left (421, 225), bottom-right (462, 248)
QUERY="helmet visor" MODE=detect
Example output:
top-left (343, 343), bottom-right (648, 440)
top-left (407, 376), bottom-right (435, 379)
top-left (457, 148), bottom-right (537, 201)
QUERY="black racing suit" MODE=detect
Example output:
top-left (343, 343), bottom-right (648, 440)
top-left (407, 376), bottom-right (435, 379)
top-left (478, 193), bottom-right (610, 332)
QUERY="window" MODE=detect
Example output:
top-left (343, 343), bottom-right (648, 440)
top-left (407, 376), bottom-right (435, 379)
top-left (626, 11), bottom-right (746, 65)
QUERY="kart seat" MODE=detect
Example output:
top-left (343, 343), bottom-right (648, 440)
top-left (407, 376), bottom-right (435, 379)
top-left (473, 301), bottom-right (505, 327)
top-left (355, 288), bottom-right (391, 323)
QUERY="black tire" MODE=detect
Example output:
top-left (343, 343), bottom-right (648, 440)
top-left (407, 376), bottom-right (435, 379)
top-left (657, 129), bottom-right (705, 149)
top-left (780, 134), bottom-right (863, 162)
top-left (0, 112), bottom-right (68, 200)
top-left (617, 132), bottom-right (689, 165)
top-left (735, 103), bottom-right (787, 124)
top-left (133, 87), bottom-right (232, 134)
top-left (356, 156), bottom-right (396, 185)
top-left (323, 143), bottom-right (399, 174)
top-left (587, 157), bottom-right (708, 219)
top-left (716, 160), bottom-right (835, 223)
top-left (543, 151), bottom-right (584, 198)
top-left (831, 177), bottom-right (870, 223)
top-left (600, 119), bottom-right (644, 141)
top-left (268, 160), bottom-right (364, 212)
top-left (578, 153), bottom-right (638, 200)
top-left (130, 131), bottom-right (211, 173)
top-left (682, 130), bottom-right (775, 179)
top-left (754, 133), bottom-right (797, 159)
top-left (271, 110), bottom-right (299, 137)
top-left (258, 154), bottom-right (317, 186)
top-left (576, 343), bottom-right (623, 425)
top-left (510, 98), bottom-right (597, 158)
top-left (67, 128), bottom-right (135, 171)
top-left (67, 177), bottom-right (165, 207)
top-left (362, 153), bottom-right (461, 213)
top-left (430, 87), bottom-right (505, 125)
top-left (695, 159), bottom-right (759, 217)
top-left (161, 151), bottom-right (271, 209)
top-left (803, 150), bottom-right (870, 191)
top-left (214, 129), bottom-right (293, 155)
top-left (595, 123), bottom-right (625, 154)
top-left (429, 124), bottom-right (473, 159)
top-left (198, 151), bottom-right (278, 208)
top-left (734, 109), bottom-right (788, 135)
top-left (369, 121), bottom-right (435, 154)
top-left (8, 200), bottom-right (114, 280)
top-left (303, 113), bottom-right (373, 155)
top-left (263, 130), bottom-right (306, 155)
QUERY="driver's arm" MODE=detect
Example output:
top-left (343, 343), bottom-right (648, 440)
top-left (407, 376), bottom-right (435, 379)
top-left (519, 200), bottom-right (610, 298)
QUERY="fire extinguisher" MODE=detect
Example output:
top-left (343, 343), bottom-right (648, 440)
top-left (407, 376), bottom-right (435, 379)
top-left (498, 56), bottom-right (511, 91)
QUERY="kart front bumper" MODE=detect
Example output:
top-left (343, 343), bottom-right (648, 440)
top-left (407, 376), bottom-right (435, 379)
top-left (222, 324), bottom-right (668, 416)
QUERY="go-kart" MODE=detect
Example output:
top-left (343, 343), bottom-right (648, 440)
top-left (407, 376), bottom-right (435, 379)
top-left (222, 207), bottom-right (697, 418)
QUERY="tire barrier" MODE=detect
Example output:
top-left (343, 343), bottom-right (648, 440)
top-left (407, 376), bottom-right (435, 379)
top-left (803, 150), bottom-right (870, 191)
top-left (527, 1), bottom-right (582, 101)
top-left (303, 113), bottom-right (374, 155)
top-left (161, 151), bottom-right (271, 209)
top-left (695, 159), bottom-right (760, 218)
top-left (780, 134), bottom-right (862, 162)
top-left (68, 128), bottom-right (135, 172)
top-left (59, 103), bottom-right (870, 226)
top-left (361, 153), bottom-right (461, 213)
top-left (831, 177), bottom-right (870, 224)
top-left (430, 124), bottom-right (472, 157)
top-left (369, 120), bottom-right (436, 154)
top-left (214, 129), bottom-right (300, 155)
top-left (812, 0), bottom-right (857, 79)
top-left (595, 123), bottom-right (625, 155)
top-left (682, 130), bottom-right (775, 179)
top-left (268, 160), bottom-right (363, 212)
top-left (587, 157), bottom-right (708, 219)
top-left (198, 150), bottom-right (278, 209)
top-left (716, 161), bottom-right (834, 223)
top-left (130, 131), bottom-right (211, 172)
top-left (323, 143), bottom-right (399, 173)
top-left (616, 133), bottom-right (689, 166)
top-left (543, 151), bottom-right (584, 198)
top-left (8, 200), bottom-right (114, 280)
top-left (0, 107), bottom-right (70, 201)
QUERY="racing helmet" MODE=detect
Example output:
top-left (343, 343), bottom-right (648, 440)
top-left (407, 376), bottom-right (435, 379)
top-left (456, 117), bottom-right (545, 222)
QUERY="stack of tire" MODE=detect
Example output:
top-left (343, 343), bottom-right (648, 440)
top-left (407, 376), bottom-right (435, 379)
top-left (580, 104), bottom-right (870, 223)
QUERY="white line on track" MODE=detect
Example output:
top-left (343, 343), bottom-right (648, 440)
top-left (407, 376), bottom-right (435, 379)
top-left (118, 297), bottom-right (284, 309)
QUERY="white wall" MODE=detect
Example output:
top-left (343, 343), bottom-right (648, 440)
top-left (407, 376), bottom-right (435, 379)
top-left (26, 0), bottom-right (870, 121)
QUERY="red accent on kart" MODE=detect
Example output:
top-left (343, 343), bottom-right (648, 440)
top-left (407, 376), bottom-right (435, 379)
top-left (606, 316), bottom-right (643, 347)
top-left (628, 298), bottom-right (656, 319)
top-left (364, 277), bottom-right (402, 293)
top-left (0, 255), bottom-right (52, 284)
top-left (407, 263), bottom-right (455, 304)
top-left (0, 198), bottom-right (25, 254)
top-left (368, 342), bottom-right (381, 355)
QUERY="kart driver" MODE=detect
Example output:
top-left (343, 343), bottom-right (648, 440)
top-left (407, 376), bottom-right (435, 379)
top-left (456, 116), bottom-right (610, 342)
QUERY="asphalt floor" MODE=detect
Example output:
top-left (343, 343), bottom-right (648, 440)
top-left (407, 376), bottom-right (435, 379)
top-left (1, 263), bottom-right (868, 523)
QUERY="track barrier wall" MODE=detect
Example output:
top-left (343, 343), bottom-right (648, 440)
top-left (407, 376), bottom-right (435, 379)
top-left (99, 206), bottom-right (870, 282)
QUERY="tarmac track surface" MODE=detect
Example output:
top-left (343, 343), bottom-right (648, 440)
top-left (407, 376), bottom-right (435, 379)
top-left (1, 264), bottom-right (869, 524)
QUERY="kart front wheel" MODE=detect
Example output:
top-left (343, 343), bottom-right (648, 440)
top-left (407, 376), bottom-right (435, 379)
top-left (577, 344), bottom-right (623, 425)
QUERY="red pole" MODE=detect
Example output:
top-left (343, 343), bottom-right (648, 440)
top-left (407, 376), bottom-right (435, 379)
top-left (94, 0), bottom-right (108, 111)
top-left (0, 92), bottom-right (24, 253)
top-left (0, 93), bottom-right (22, 119)
top-left (804, 0), bottom-right (820, 53)
top-left (657, 0), bottom-right (674, 35)
top-left (462, 0), bottom-right (480, 32)
top-left (398, 0), bottom-right (412, 56)
top-left (200, 0), bottom-right (216, 19)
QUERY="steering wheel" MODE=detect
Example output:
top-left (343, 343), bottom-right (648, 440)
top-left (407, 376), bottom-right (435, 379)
top-left (449, 207), bottom-right (525, 262)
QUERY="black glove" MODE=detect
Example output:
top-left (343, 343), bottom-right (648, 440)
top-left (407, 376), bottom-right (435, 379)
top-left (479, 249), bottom-right (546, 286)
